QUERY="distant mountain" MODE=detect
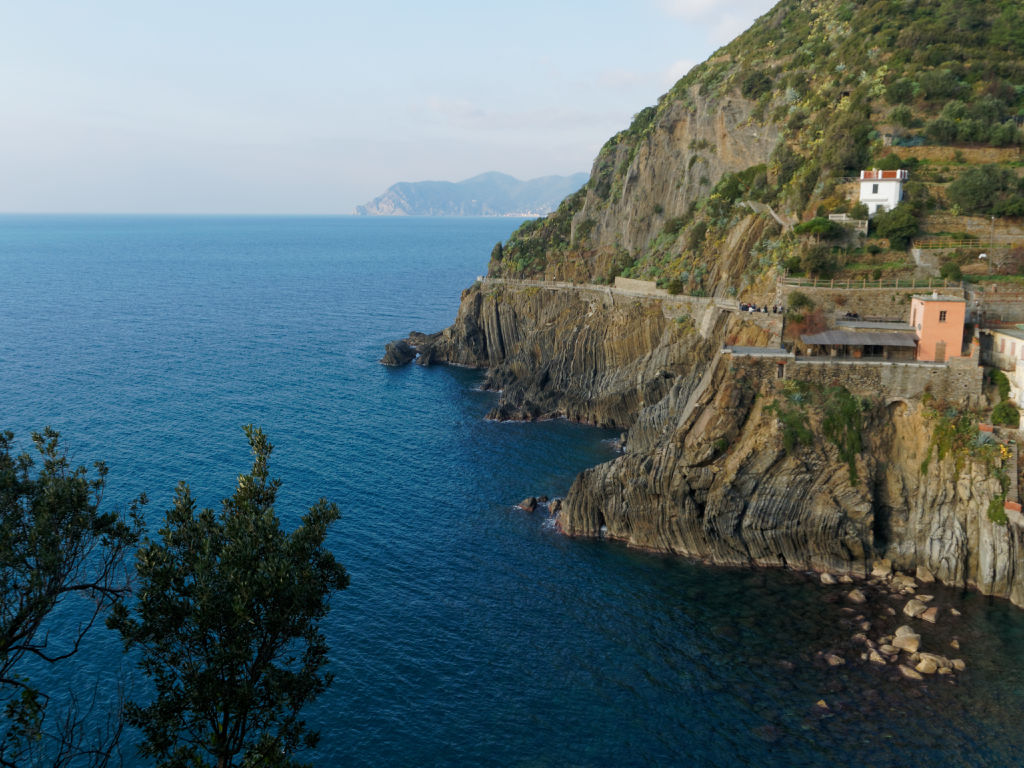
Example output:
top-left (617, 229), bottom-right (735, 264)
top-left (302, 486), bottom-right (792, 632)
top-left (354, 172), bottom-right (589, 216)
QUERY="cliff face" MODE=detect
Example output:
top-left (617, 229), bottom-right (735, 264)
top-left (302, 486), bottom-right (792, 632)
top-left (561, 351), bottom-right (1024, 605)
top-left (385, 0), bottom-right (1024, 605)
top-left (387, 283), bottom-right (1023, 607)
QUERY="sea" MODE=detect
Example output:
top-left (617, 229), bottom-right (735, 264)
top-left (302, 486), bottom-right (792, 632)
top-left (2, 214), bottom-right (1024, 767)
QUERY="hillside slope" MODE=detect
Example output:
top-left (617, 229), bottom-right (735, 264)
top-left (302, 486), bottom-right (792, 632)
top-left (355, 172), bottom-right (588, 216)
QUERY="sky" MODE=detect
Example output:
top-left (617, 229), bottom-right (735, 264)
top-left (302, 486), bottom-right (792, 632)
top-left (0, 0), bottom-right (778, 214)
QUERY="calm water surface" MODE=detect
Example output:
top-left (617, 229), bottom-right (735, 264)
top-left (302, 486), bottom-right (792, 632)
top-left (2, 215), bottom-right (1024, 767)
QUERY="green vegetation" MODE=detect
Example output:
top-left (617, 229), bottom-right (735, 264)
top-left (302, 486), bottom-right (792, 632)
top-left (767, 383), bottom-right (865, 483)
top-left (990, 368), bottom-right (1011, 401)
top-left (111, 426), bottom-right (349, 768)
top-left (0, 429), bottom-right (144, 766)
top-left (992, 400), bottom-right (1020, 427)
top-left (947, 165), bottom-right (1024, 216)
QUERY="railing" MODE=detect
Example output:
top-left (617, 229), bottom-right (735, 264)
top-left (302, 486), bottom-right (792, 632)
top-left (780, 276), bottom-right (966, 290)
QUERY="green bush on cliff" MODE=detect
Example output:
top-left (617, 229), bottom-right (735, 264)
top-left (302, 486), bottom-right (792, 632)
top-left (821, 386), bottom-right (864, 484)
top-left (992, 400), bottom-right (1020, 427)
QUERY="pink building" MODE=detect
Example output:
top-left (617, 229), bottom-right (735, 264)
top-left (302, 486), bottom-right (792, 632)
top-left (910, 294), bottom-right (966, 362)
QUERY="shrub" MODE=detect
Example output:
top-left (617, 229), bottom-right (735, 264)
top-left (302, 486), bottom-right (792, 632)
top-left (990, 368), bottom-right (1012, 402)
top-left (947, 165), bottom-right (1020, 214)
top-left (788, 291), bottom-right (814, 311)
top-left (872, 205), bottom-right (920, 250)
top-left (991, 401), bottom-right (1019, 427)
top-left (939, 261), bottom-right (962, 281)
top-left (794, 217), bottom-right (843, 239)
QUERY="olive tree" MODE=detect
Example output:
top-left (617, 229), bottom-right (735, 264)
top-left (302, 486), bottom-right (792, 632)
top-left (111, 426), bottom-right (349, 768)
top-left (0, 428), bottom-right (144, 767)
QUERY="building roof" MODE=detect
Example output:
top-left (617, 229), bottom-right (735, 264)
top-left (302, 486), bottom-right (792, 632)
top-left (912, 294), bottom-right (966, 303)
top-left (986, 328), bottom-right (1024, 342)
top-left (860, 169), bottom-right (909, 181)
top-left (801, 330), bottom-right (918, 347)
top-left (836, 320), bottom-right (914, 332)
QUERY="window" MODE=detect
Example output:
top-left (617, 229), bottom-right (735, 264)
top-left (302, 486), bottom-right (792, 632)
top-left (939, 310), bottom-right (947, 322)
top-left (872, 183), bottom-right (879, 194)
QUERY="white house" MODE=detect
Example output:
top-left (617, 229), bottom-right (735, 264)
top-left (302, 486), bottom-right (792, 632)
top-left (859, 169), bottom-right (908, 216)
top-left (981, 327), bottom-right (1024, 404)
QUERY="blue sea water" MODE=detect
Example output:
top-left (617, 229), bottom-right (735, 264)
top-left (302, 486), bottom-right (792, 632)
top-left (3, 214), bottom-right (1024, 767)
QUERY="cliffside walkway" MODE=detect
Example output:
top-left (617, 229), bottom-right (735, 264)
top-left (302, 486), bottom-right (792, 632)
top-left (478, 276), bottom-right (735, 309)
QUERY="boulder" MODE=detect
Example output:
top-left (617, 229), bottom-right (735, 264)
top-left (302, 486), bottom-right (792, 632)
top-left (899, 665), bottom-right (924, 680)
top-left (380, 339), bottom-right (417, 366)
top-left (920, 606), bottom-right (940, 624)
top-left (893, 633), bottom-right (921, 653)
top-left (839, 574), bottom-right (854, 584)
top-left (820, 572), bottom-right (838, 585)
top-left (952, 658), bottom-right (966, 672)
top-left (869, 649), bottom-right (888, 665)
top-left (915, 658), bottom-right (938, 675)
top-left (916, 565), bottom-right (936, 583)
top-left (518, 497), bottom-right (538, 512)
top-left (894, 624), bottom-right (916, 637)
top-left (825, 653), bottom-right (846, 667)
top-left (847, 588), bottom-right (867, 604)
top-left (903, 599), bottom-right (928, 618)
top-left (872, 559), bottom-right (892, 578)
top-left (892, 572), bottom-right (918, 590)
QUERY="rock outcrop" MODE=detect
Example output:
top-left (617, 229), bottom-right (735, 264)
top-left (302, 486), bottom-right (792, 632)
top-left (385, 281), bottom-right (1024, 608)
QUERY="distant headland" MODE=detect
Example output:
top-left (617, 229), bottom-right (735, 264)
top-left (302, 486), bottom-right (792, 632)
top-left (354, 171), bottom-right (588, 217)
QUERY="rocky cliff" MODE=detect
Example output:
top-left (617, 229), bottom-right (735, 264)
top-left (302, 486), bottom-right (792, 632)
top-left (384, 0), bottom-right (1024, 606)
top-left (387, 283), bottom-right (1023, 605)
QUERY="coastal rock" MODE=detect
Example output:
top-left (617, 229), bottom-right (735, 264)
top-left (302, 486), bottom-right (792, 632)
top-left (899, 665), bottom-right (924, 681)
top-left (847, 588), bottom-right (867, 605)
top-left (903, 599), bottom-right (928, 619)
top-left (892, 633), bottom-right (921, 654)
top-left (518, 497), bottom-right (538, 512)
top-left (380, 339), bottom-right (418, 366)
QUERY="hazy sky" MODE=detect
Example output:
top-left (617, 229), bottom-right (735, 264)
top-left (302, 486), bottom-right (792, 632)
top-left (1, 0), bottom-right (777, 213)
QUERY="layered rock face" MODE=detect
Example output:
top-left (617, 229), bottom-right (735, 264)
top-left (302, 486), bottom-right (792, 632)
top-left (561, 354), bottom-right (1024, 606)
top-left (386, 282), bottom-right (1024, 608)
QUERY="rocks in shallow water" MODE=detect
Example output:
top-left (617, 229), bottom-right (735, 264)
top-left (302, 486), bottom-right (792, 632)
top-left (894, 624), bottom-right (916, 638)
top-left (952, 658), bottom-right (966, 672)
top-left (869, 649), bottom-right (888, 665)
top-left (916, 658), bottom-right (938, 675)
top-left (847, 588), bottom-right (867, 604)
top-left (880, 644), bottom-right (899, 656)
top-left (900, 665), bottom-right (924, 680)
top-left (518, 497), bottom-right (538, 512)
top-left (950, 607), bottom-right (962, 617)
top-left (920, 606), bottom-right (940, 624)
top-left (893, 633), bottom-right (921, 654)
top-left (950, 639), bottom-right (960, 650)
top-left (839, 575), bottom-right (854, 584)
top-left (903, 599), bottom-right (928, 618)
top-left (825, 653), bottom-right (846, 667)
top-left (872, 559), bottom-right (893, 578)
top-left (820, 572), bottom-right (838, 585)
top-left (892, 572), bottom-right (918, 590)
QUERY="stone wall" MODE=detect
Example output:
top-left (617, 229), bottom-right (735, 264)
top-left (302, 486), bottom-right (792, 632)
top-left (779, 282), bottom-right (949, 321)
top-left (969, 284), bottom-right (1024, 324)
top-left (725, 351), bottom-right (983, 405)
